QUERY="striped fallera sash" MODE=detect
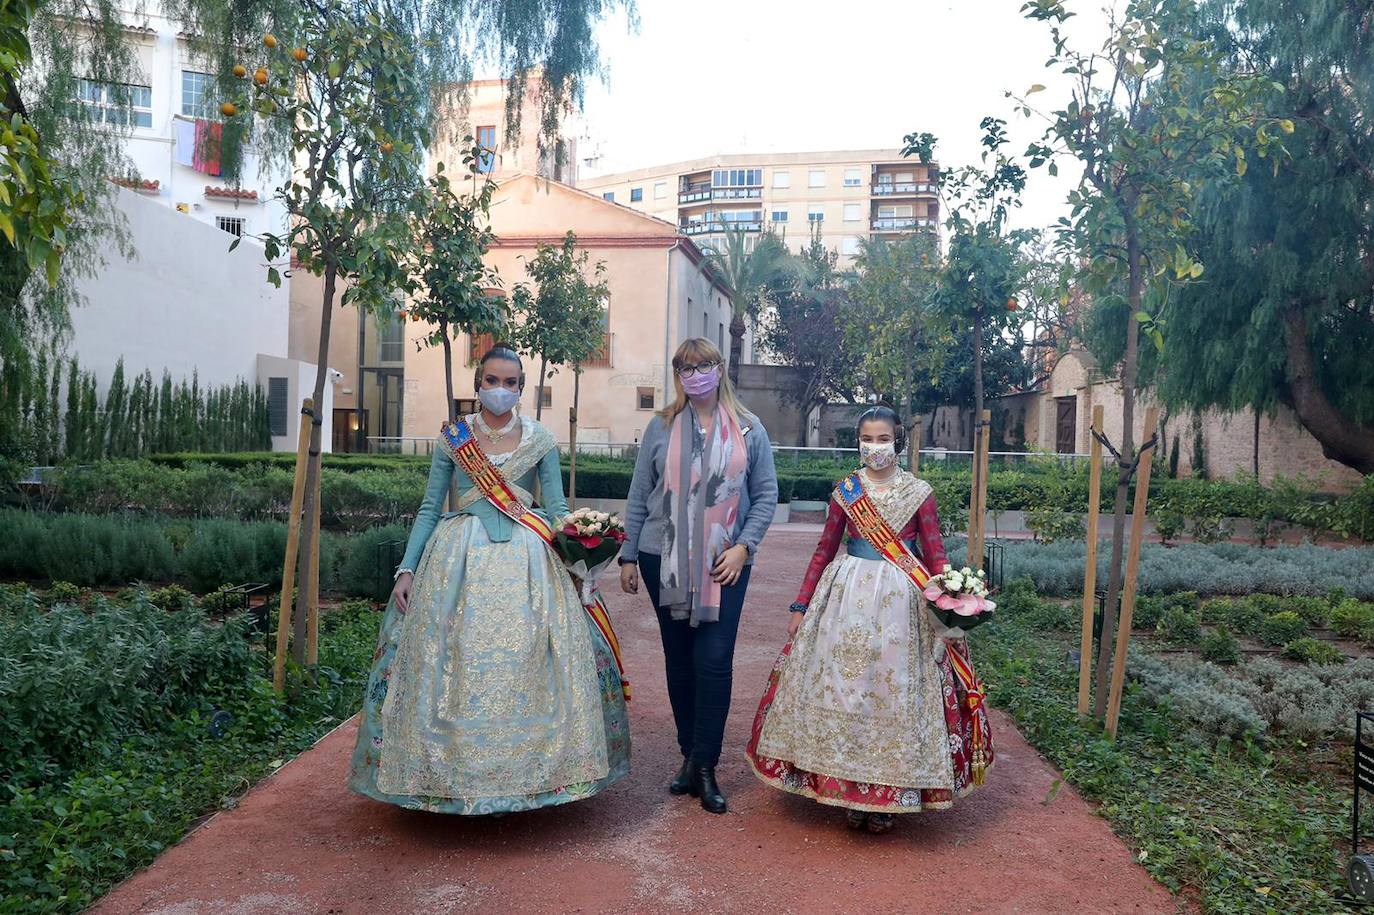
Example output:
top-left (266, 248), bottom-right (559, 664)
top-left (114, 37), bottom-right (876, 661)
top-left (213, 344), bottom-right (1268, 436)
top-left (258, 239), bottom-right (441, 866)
top-left (442, 418), bottom-right (630, 699)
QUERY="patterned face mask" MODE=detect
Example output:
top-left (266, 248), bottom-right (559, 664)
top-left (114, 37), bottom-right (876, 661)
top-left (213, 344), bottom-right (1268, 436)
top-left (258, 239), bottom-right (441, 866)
top-left (859, 441), bottom-right (897, 470)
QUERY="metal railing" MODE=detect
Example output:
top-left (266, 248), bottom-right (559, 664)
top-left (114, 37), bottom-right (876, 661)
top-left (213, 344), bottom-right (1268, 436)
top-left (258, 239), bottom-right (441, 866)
top-left (872, 217), bottom-right (938, 231)
top-left (362, 437), bottom-right (1095, 470)
top-left (678, 188), bottom-right (711, 204)
top-left (681, 220), bottom-right (762, 235)
top-left (873, 182), bottom-right (937, 195)
top-left (712, 187), bottom-right (762, 200)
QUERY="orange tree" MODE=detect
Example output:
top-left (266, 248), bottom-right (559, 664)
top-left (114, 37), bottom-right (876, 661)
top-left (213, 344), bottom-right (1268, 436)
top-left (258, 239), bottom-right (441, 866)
top-left (407, 150), bottom-right (507, 425)
top-left (229, 2), bottom-right (426, 672)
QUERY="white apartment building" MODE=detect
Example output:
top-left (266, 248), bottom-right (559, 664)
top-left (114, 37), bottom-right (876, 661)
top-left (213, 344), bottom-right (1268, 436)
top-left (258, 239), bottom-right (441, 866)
top-left (79, 11), bottom-right (289, 241)
top-left (578, 149), bottom-right (939, 264)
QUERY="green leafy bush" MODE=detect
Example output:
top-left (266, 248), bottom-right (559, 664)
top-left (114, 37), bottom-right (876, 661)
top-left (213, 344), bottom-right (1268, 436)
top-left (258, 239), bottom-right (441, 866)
top-left (1280, 637), bottom-right (1345, 665)
top-left (1199, 627), bottom-right (1241, 665)
top-left (1258, 611), bottom-right (1307, 647)
top-left (1025, 507), bottom-right (1085, 543)
top-left (1331, 599), bottom-right (1374, 641)
top-left (46, 581), bottom-right (83, 604)
top-left (148, 583), bottom-right (194, 611)
top-left (0, 597), bottom-right (381, 912)
top-left (1156, 605), bottom-right (1202, 645)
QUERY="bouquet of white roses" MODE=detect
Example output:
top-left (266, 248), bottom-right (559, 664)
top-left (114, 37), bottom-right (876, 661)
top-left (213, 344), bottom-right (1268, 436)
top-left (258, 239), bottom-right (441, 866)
top-left (921, 564), bottom-right (996, 631)
top-left (555, 507), bottom-right (627, 604)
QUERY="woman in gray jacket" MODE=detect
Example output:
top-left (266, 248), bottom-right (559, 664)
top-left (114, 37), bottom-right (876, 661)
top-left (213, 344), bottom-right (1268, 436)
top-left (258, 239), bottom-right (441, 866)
top-left (619, 337), bottom-right (778, 814)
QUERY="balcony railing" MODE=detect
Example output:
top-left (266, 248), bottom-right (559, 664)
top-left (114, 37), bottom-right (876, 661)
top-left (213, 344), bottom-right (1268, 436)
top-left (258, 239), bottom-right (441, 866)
top-left (678, 185), bottom-right (712, 204)
top-left (872, 182), bottom-right (938, 195)
top-left (711, 187), bottom-right (762, 200)
top-left (871, 217), bottom-right (938, 231)
top-left (681, 220), bottom-right (763, 235)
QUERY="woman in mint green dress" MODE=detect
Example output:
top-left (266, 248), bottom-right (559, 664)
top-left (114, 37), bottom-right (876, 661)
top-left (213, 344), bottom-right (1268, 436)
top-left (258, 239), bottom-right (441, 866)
top-left (348, 346), bottom-right (629, 814)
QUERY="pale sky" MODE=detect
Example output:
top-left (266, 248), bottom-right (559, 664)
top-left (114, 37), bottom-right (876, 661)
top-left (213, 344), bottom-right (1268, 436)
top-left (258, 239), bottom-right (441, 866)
top-left (577, 0), bottom-right (1114, 233)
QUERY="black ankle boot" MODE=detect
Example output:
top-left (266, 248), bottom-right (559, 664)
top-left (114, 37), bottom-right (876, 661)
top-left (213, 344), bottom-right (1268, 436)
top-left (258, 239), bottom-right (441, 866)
top-left (669, 757), bottom-right (696, 795)
top-left (691, 766), bottom-right (727, 814)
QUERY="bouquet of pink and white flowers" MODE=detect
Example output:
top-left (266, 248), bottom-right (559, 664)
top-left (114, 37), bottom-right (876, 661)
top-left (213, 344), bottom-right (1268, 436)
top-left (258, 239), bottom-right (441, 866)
top-left (555, 507), bottom-right (627, 603)
top-left (922, 564), bottom-right (996, 631)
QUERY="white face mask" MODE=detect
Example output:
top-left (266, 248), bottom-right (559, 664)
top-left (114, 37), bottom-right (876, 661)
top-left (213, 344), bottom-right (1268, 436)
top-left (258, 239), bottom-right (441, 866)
top-left (859, 441), bottom-right (897, 470)
top-left (478, 386), bottom-right (520, 416)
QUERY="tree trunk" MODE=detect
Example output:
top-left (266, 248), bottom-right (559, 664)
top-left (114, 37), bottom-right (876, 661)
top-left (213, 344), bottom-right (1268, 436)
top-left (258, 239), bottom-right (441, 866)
top-left (1253, 410), bottom-right (1260, 477)
top-left (536, 356), bottom-right (548, 421)
top-left (442, 323), bottom-right (456, 512)
top-left (292, 261), bottom-right (337, 675)
top-left (1093, 230), bottom-right (1141, 720)
top-left (1280, 304), bottom-right (1374, 474)
top-left (728, 312), bottom-right (747, 386)
top-left (972, 308), bottom-right (985, 421)
top-left (442, 320), bottom-right (455, 423)
top-left (570, 367), bottom-right (580, 507)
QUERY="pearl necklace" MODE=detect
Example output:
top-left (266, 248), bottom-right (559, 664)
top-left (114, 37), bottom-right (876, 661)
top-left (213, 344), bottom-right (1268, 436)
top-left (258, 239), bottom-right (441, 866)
top-left (473, 411), bottom-right (518, 444)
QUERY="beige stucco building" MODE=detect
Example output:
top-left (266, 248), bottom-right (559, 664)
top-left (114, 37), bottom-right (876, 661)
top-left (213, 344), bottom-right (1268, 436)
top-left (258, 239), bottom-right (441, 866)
top-left (577, 150), bottom-right (939, 267)
top-left (290, 174), bottom-right (734, 451)
top-left (994, 347), bottom-right (1363, 491)
top-left (400, 174), bottom-right (733, 447)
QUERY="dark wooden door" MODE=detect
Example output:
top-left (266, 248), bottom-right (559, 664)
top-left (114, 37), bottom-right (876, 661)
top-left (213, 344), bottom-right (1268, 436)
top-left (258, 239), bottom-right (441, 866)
top-left (1056, 397), bottom-right (1077, 454)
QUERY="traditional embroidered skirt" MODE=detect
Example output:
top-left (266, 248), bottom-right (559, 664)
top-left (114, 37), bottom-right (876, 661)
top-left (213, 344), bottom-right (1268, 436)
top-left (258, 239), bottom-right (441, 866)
top-left (747, 554), bottom-right (993, 813)
top-left (348, 515), bottom-right (630, 814)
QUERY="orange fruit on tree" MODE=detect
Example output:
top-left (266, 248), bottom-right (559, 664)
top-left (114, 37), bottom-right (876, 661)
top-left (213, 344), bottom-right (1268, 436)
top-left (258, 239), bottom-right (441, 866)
top-left (264, 33), bottom-right (278, 48)
top-left (292, 47), bottom-right (308, 62)
top-left (253, 68), bottom-right (268, 86)
top-left (220, 102), bottom-right (238, 117)
top-left (232, 64), bottom-right (247, 78)
top-left (1005, 298), bottom-right (1018, 311)
top-left (381, 142), bottom-right (394, 154)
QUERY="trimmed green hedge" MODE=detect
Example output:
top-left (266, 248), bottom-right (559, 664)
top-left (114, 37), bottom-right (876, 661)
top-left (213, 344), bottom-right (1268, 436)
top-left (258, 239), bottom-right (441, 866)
top-left (0, 510), bottom-right (406, 600)
top-left (18, 456), bottom-right (1374, 541)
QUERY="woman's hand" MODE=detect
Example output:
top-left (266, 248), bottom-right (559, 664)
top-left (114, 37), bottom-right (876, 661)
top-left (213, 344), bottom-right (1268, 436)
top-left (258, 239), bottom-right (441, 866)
top-left (392, 571), bottom-right (414, 614)
top-left (711, 543), bottom-right (749, 586)
top-left (619, 562), bottom-right (639, 594)
top-left (787, 610), bottom-right (804, 639)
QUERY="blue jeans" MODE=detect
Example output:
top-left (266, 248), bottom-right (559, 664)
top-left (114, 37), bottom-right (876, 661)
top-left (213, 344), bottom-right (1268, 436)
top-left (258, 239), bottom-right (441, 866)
top-left (637, 552), bottom-right (750, 770)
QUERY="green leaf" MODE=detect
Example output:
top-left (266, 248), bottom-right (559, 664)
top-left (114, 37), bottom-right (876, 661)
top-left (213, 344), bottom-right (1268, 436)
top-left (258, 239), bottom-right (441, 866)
top-left (1028, 83), bottom-right (1047, 94)
top-left (0, 211), bottom-right (13, 246)
top-left (267, 266), bottom-right (282, 288)
top-left (45, 250), bottom-right (61, 288)
top-left (1189, 262), bottom-right (1204, 278)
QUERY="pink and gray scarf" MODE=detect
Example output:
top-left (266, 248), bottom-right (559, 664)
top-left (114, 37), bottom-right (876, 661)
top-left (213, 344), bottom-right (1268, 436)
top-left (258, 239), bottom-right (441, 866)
top-left (660, 403), bottom-right (749, 626)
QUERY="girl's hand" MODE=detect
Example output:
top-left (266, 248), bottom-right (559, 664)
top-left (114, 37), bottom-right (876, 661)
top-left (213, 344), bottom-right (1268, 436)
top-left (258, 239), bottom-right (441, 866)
top-left (787, 611), bottom-right (804, 639)
top-left (711, 544), bottom-right (749, 586)
top-left (620, 562), bottom-right (639, 594)
top-left (392, 571), bottom-right (414, 614)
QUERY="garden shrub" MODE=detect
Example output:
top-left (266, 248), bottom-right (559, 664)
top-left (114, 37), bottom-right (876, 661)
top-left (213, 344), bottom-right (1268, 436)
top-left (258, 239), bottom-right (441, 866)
top-left (1189, 513), bottom-right (1231, 544)
top-left (1280, 637), bottom-right (1345, 666)
top-left (46, 581), bottom-right (83, 604)
top-left (994, 539), bottom-right (1374, 600)
top-left (0, 595), bottom-right (257, 782)
top-left (1151, 508), bottom-right (1187, 544)
top-left (333, 523), bottom-right (410, 602)
top-left (1132, 594), bottom-right (1165, 630)
top-left (148, 583), bottom-right (194, 612)
top-left (1331, 599), bottom-right (1374, 640)
top-left (1154, 601), bottom-right (1198, 645)
top-left (1199, 627), bottom-right (1241, 665)
top-left (1127, 653), bottom-right (1268, 739)
top-left (1258, 611), bottom-right (1307, 647)
top-left (1155, 605), bottom-right (1202, 645)
top-left (1025, 507), bottom-right (1085, 543)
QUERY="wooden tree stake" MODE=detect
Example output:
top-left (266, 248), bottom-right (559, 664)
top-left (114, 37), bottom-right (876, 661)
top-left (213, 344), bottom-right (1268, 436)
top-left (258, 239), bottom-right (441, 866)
top-left (568, 401), bottom-right (578, 509)
top-left (1077, 404), bottom-right (1105, 716)
top-left (273, 398), bottom-right (312, 694)
top-left (910, 414), bottom-right (922, 475)
top-left (1105, 406), bottom-right (1160, 738)
top-left (305, 456), bottom-right (322, 670)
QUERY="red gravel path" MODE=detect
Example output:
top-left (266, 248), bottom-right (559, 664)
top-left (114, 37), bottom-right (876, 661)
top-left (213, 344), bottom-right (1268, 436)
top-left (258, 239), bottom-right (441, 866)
top-left (92, 529), bottom-right (1177, 915)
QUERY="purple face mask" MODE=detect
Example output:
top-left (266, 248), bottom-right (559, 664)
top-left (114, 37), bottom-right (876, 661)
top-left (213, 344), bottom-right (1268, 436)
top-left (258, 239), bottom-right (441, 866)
top-left (681, 365), bottom-right (721, 397)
